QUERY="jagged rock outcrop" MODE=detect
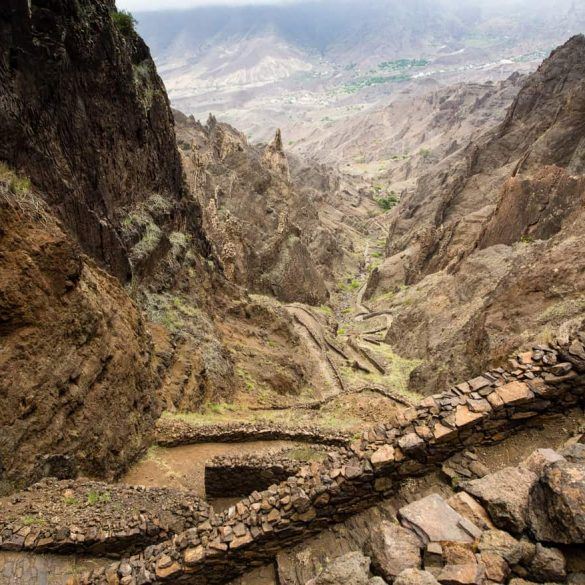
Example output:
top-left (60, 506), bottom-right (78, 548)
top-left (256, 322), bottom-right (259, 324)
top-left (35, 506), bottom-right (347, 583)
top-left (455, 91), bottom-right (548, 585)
top-left (175, 112), bottom-right (332, 305)
top-left (0, 0), bottom-right (209, 282)
top-left (366, 35), bottom-right (585, 394)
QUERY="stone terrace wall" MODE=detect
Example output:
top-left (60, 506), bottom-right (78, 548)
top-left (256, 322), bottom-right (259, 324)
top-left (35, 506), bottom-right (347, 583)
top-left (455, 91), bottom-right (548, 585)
top-left (205, 448), bottom-right (331, 498)
top-left (0, 480), bottom-right (212, 557)
top-left (79, 335), bottom-right (585, 585)
top-left (155, 419), bottom-right (352, 448)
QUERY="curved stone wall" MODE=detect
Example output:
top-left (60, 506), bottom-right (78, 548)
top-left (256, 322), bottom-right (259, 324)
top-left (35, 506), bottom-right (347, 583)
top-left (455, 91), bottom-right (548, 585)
top-left (205, 447), bottom-right (333, 498)
top-left (155, 419), bottom-right (352, 448)
top-left (72, 334), bottom-right (585, 584)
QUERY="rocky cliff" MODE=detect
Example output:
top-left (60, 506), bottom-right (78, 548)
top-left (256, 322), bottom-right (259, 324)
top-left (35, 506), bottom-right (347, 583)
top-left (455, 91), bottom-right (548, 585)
top-left (175, 112), bottom-right (339, 305)
top-left (367, 35), bottom-right (585, 394)
top-left (0, 0), bottom-right (209, 282)
top-left (0, 0), bottom-right (343, 486)
top-left (0, 171), bottom-right (159, 488)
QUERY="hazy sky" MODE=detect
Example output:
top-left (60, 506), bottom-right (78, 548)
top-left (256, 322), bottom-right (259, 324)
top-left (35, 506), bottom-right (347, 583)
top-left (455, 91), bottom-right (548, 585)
top-left (117, 0), bottom-right (303, 10)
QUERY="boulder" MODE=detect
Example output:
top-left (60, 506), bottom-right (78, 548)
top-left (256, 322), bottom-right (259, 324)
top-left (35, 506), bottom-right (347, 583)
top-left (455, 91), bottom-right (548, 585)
top-left (369, 579), bottom-right (388, 585)
top-left (477, 530), bottom-right (535, 566)
top-left (479, 552), bottom-right (509, 582)
top-left (399, 494), bottom-right (482, 544)
top-left (367, 521), bottom-right (422, 580)
top-left (561, 443), bottom-right (585, 463)
top-left (528, 460), bottom-right (585, 544)
top-left (308, 552), bottom-right (371, 585)
top-left (437, 564), bottom-right (486, 585)
top-left (442, 543), bottom-right (476, 566)
top-left (394, 569), bottom-right (441, 585)
top-left (521, 449), bottom-right (564, 475)
top-left (446, 493), bottom-right (493, 531)
top-left (527, 543), bottom-right (566, 582)
top-left (464, 467), bottom-right (537, 533)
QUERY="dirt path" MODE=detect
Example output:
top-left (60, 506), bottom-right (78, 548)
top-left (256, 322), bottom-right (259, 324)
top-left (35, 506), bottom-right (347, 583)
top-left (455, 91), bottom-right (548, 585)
top-left (286, 305), bottom-right (346, 396)
top-left (121, 440), bottom-right (303, 498)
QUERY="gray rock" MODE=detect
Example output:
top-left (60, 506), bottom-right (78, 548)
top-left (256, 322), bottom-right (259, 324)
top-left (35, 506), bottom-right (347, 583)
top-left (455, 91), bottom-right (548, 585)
top-left (521, 449), bottom-right (564, 475)
top-left (527, 543), bottom-right (566, 582)
top-left (568, 573), bottom-right (585, 585)
top-left (561, 443), bottom-right (585, 463)
top-left (394, 569), bottom-right (441, 585)
top-left (367, 521), bottom-right (422, 580)
top-left (368, 578), bottom-right (388, 585)
top-left (399, 494), bottom-right (482, 545)
top-left (309, 552), bottom-right (371, 585)
top-left (528, 460), bottom-right (585, 544)
top-left (464, 466), bottom-right (537, 533)
top-left (478, 530), bottom-right (535, 565)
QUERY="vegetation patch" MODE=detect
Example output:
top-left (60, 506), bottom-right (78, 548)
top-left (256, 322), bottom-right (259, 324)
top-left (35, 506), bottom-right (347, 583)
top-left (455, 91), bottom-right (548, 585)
top-left (22, 515), bottom-right (46, 527)
top-left (112, 10), bottom-right (136, 37)
top-left (87, 490), bottom-right (111, 506)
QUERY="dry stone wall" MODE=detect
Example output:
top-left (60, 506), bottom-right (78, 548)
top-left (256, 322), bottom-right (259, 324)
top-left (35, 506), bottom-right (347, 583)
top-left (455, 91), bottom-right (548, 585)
top-left (76, 334), bottom-right (585, 585)
top-left (205, 448), bottom-right (332, 498)
top-left (155, 419), bottom-right (351, 448)
top-left (0, 480), bottom-right (211, 557)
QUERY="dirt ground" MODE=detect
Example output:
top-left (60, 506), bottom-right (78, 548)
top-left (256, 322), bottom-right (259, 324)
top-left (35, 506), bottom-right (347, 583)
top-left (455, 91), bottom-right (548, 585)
top-left (121, 440), bottom-right (304, 497)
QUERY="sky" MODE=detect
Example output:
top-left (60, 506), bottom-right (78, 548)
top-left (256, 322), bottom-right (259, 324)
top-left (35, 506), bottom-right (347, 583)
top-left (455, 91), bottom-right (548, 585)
top-left (117, 0), bottom-right (303, 10)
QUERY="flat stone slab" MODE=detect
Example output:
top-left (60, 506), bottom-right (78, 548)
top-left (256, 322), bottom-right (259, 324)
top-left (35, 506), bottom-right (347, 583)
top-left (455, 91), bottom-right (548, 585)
top-left (398, 494), bottom-right (482, 545)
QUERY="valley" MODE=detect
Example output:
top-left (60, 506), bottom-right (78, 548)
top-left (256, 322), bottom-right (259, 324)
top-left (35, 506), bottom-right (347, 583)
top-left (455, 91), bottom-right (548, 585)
top-left (0, 1), bottom-right (584, 585)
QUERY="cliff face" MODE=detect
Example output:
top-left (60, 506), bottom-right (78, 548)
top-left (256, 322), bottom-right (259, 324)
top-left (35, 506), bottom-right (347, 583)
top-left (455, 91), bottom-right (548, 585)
top-left (372, 35), bottom-right (585, 289)
top-left (367, 35), bottom-right (585, 395)
top-left (0, 2), bottom-right (341, 487)
top-left (0, 0), bottom-right (206, 281)
top-left (0, 175), bottom-right (159, 487)
top-left (0, 0), bottom-right (203, 485)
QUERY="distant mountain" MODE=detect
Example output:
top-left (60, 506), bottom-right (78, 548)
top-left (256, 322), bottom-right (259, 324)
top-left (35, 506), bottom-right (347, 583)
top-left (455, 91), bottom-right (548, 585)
top-left (133, 0), bottom-right (585, 141)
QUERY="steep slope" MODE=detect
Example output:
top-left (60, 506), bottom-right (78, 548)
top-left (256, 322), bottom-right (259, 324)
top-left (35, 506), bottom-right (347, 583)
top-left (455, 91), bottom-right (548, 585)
top-left (0, 0), bottom-right (208, 282)
top-left (0, 171), bottom-right (159, 489)
top-left (366, 35), bottom-right (585, 394)
top-left (0, 0), bottom-right (352, 488)
top-left (175, 112), bottom-right (332, 304)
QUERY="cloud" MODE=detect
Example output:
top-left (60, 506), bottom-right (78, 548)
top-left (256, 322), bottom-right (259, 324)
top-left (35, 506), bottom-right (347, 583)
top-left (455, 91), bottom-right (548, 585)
top-left (116, 0), bottom-right (303, 11)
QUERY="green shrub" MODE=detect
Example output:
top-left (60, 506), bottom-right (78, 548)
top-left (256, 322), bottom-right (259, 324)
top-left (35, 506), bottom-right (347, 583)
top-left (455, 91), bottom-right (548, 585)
top-left (87, 491), bottom-right (111, 506)
top-left (376, 192), bottom-right (399, 211)
top-left (112, 10), bottom-right (136, 36)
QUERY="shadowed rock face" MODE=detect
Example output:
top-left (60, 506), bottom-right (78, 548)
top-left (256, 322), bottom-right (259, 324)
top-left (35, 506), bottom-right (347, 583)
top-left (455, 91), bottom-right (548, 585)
top-left (0, 0), bottom-right (205, 281)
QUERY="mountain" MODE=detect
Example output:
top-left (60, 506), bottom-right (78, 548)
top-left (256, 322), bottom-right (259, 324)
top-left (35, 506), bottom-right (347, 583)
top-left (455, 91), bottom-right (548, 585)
top-left (365, 34), bottom-right (585, 394)
top-left (0, 0), bottom-right (342, 486)
top-left (133, 0), bottom-right (585, 141)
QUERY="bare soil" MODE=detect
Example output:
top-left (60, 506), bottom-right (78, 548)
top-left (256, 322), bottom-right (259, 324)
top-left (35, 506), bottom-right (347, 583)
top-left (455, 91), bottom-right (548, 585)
top-left (121, 441), bottom-right (304, 498)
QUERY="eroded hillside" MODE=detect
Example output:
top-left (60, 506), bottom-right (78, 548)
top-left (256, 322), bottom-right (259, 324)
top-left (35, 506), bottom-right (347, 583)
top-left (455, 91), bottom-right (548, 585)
top-left (366, 35), bottom-right (585, 394)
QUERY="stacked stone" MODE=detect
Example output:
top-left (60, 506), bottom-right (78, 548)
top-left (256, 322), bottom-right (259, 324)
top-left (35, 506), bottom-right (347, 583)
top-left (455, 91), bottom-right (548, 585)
top-left (305, 444), bottom-right (584, 585)
top-left (205, 446), bottom-right (335, 498)
top-left (0, 479), bottom-right (212, 557)
top-left (77, 339), bottom-right (585, 585)
top-left (155, 419), bottom-right (352, 448)
top-left (359, 342), bottom-right (584, 477)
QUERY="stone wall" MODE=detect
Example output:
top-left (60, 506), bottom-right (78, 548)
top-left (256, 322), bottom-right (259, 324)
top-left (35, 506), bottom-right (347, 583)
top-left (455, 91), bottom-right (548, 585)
top-left (205, 448), bottom-right (331, 498)
top-left (0, 480), bottom-right (211, 557)
top-left (155, 419), bottom-right (352, 448)
top-left (76, 333), bottom-right (585, 584)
